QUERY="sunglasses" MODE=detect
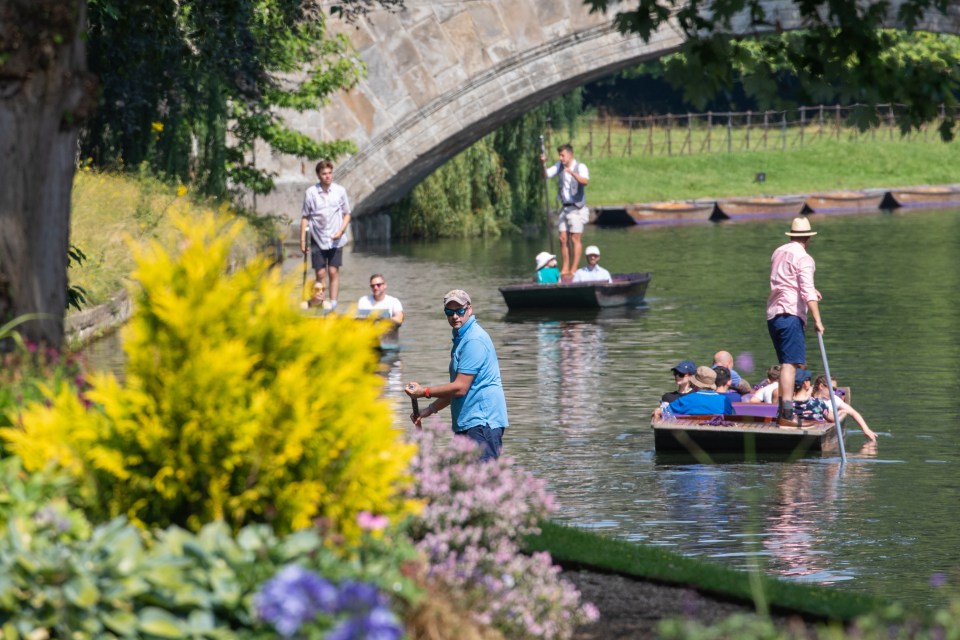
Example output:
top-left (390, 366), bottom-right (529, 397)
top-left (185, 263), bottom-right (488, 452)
top-left (370, 282), bottom-right (385, 288)
top-left (444, 305), bottom-right (470, 317)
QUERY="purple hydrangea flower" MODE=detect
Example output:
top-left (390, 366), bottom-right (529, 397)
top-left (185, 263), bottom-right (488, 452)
top-left (336, 580), bottom-right (385, 614)
top-left (328, 606), bottom-right (404, 640)
top-left (255, 564), bottom-right (338, 637)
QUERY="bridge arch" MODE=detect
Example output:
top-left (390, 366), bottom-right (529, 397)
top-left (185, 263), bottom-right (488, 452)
top-left (256, 0), bottom-right (959, 218)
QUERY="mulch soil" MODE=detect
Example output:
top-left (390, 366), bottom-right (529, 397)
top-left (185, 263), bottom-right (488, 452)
top-left (564, 568), bottom-right (819, 639)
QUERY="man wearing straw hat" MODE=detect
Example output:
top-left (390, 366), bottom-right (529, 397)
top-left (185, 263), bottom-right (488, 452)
top-left (767, 216), bottom-right (823, 428)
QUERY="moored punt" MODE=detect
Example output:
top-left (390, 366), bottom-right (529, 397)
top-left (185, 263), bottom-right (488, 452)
top-left (499, 272), bottom-right (651, 310)
top-left (625, 201), bottom-right (717, 225)
top-left (652, 414), bottom-right (838, 455)
top-left (804, 190), bottom-right (885, 214)
top-left (716, 196), bottom-right (806, 220)
top-left (888, 185), bottom-right (960, 209)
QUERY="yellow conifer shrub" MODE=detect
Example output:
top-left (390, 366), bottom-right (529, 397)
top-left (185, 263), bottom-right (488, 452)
top-left (2, 215), bottom-right (416, 541)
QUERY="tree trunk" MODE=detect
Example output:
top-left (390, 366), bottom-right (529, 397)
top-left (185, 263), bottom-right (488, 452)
top-left (0, 0), bottom-right (95, 349)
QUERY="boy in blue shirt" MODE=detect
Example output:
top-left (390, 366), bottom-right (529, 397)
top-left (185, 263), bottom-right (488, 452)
top-left (666, 366), bottom-right (734, 416)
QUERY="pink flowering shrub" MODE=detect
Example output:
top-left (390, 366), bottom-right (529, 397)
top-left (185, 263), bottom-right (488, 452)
top-left (408, 419), bottom-right (599, 639)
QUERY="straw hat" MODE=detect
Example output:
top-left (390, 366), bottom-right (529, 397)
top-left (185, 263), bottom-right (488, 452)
top-left (690, 366), bottom-right (718, 390)
top-left (535, 251), bottom-right (556, 270)
top-left (785, 216), bottom-right (817, 237)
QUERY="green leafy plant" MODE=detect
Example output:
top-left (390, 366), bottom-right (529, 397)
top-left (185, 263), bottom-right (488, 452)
top-left (2, 214), bottom-right (417, 540)
top-left (0, 455), bottom-right (424, 639)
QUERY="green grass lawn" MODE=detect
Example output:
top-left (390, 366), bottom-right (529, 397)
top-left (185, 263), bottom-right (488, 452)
top-left (526, 521), bottom-right (888, 621)
top-left (572, 134), bottom-right (959, 206)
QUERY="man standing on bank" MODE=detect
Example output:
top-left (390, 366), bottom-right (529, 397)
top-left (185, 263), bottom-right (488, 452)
top-left (405, 289), bottom-right (508, 461)
top-left (767, 217), bottom-right (823, 428)
top-left (300, 160), bottom-right (351, 309)
top-left (541, 143), bottom-right (590, 278)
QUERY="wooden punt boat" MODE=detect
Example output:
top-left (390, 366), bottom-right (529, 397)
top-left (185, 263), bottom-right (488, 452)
top-left (716, 196), bottom-right (806, 220)
top-left (804, 190), bottom-right (885, 214)
top-left (652, 414), bottom-right (838, 455)
top-left (625, 201), bottom-right (717, 225)
top-left (888, 185), bottom-right (960, 208)
top-left (499, 272), bottom-right (652, 310)
top-left (593, 201), bottom-right (716, 226)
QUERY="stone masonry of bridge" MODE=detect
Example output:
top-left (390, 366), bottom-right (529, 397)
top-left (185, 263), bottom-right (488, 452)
top-left (254, 0), bottom-right (959, 222)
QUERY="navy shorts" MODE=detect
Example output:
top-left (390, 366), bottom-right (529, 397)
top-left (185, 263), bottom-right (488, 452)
top-left (458, 425), bottom-right (504, 461)
top-left (310, 245), bottom-right (343, 270)
top-left (768, 314), bottom-right (806, 365)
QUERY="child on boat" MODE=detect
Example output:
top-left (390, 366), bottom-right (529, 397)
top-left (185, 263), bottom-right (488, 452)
top-left (812, 375), bottom-right (877, 441)
top-left (535, 251), bottom-right (561, 284)
top-left (748, 365), bottom-right (781, 404)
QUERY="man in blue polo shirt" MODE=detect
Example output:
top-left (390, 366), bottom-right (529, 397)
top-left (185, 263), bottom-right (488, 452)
top-left (405, 289), bottom-right (508, 460)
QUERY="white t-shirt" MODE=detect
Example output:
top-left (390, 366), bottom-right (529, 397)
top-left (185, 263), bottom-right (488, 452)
top-left (545, 160), bottom-right (589, 205)
top-left (572, 264), bottom-right (612, 283)
top-left (752, 381), bottom-right (777, 403)
top-left (357, 294), bottom-right (403, 320)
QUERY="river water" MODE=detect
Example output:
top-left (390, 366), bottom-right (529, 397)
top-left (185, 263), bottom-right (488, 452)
top-left (86, 206), bottom-right (960, 608)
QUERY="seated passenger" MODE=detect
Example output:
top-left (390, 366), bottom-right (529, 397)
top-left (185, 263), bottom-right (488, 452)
top-left (356, 273), bottom-right (404, 326)
top-left (813, 375), bottom-right (877, 441)
top-left (301, 280), bottom-right (326, 310)
top-left (571, 245), bottom-right (612, 283)
top-left (712, 366), bottom-right (743, 404)
top-left (748, 365), bottom-right (781, 404)
top-left (652, 360), bottom-right (697, 420)
top-left (712, 350), bottom-right (752, 395)
top-left (535, 252), bottom-right (561, 284)
top-left (661, 360), bottom-right (696, 404)
top-left (790, 369), bottom-right (834, 424)
top-left (665, 366), bottom-right (734, 416)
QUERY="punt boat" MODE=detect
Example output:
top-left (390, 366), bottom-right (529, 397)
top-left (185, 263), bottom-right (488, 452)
top-left (499, 272), bottom-right (652, 310)
top-left (651, 414), bottom-right (839, 455)
top-left (804, 190), bottom-right (885, 214)
top-left (716, 196), bottom-right (806, 220)
top-left (888, 185), bottom-right (960, 209)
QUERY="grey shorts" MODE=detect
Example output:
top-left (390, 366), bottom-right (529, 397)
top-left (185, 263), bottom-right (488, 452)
top-left (558, 205), bottom-right (590, 234)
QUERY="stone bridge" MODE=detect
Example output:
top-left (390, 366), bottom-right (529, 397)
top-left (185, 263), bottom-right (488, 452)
top-left (255, 0), bottom-right (959, 220)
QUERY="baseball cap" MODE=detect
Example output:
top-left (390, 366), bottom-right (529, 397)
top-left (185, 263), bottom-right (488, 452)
top-left (443, 289), bottom-right (471, 306)
top-left (671, 360), bottom-right (697, 376)
top-left (585, 245), bottom-right (600, 256)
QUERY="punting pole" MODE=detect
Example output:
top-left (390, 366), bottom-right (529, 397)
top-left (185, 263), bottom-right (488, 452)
top-left (539, 135), bottom-right (555, 254)
top-left (817, 331), bottom-right (847, 465)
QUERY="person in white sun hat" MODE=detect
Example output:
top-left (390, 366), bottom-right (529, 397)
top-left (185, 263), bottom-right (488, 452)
top-left (534, 251), bottom-right (560, 284)
top-left (767, 216), bottom-right (823, 428)
top-left (571, 245), bottom-right (612, 283)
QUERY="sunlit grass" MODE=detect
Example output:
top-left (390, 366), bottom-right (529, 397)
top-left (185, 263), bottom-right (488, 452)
top-left (70, 170), bottom-right (267, 308)
top-left (567, 124), bottom-right (959, 205)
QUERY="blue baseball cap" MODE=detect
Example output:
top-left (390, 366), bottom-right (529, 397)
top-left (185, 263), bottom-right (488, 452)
top-left (795, 369), bottom-right (813, 384)
top-left (671, 360), bottom-right (697, 376)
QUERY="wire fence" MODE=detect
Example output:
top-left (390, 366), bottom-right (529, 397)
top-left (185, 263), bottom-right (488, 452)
top-left (556, 104), bottom-right (954, 159)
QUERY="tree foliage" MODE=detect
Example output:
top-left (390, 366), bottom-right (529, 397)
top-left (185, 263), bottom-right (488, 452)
top-left (585, 0), bottom-right (958, 140)
top-left (81, 0), bottom-right (398, 198)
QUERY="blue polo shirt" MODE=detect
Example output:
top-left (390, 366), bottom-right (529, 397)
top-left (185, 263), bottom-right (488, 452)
top-left (667, 390), bottom-right (734, 416)
top-left (449, 316), bottom-right (508, 433)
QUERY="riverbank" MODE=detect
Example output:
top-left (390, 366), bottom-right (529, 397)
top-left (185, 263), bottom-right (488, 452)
top-left (578, 136), bottom-right (958, 206)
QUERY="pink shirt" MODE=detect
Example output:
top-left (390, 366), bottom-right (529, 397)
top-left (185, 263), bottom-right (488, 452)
top-left (767, 241), bottom-right (818, 323)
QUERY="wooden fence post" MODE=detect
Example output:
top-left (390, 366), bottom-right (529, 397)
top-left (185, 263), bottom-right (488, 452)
top-left (798, 107), bottom-right (805, 147)
top-left (781, 110), bottom-right (787, 150)
top-left (727, 112), bottom-right (733, 153)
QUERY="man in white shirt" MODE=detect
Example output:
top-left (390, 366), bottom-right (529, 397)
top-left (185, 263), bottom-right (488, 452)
top-left (300, 160), bottom-right (351, 309)
top-left (356, 273), bottom-right (404, 326)
top-left (572, 245), bottom-right (612, 283)
top-left (540, 143), bottom-right (590, 278)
